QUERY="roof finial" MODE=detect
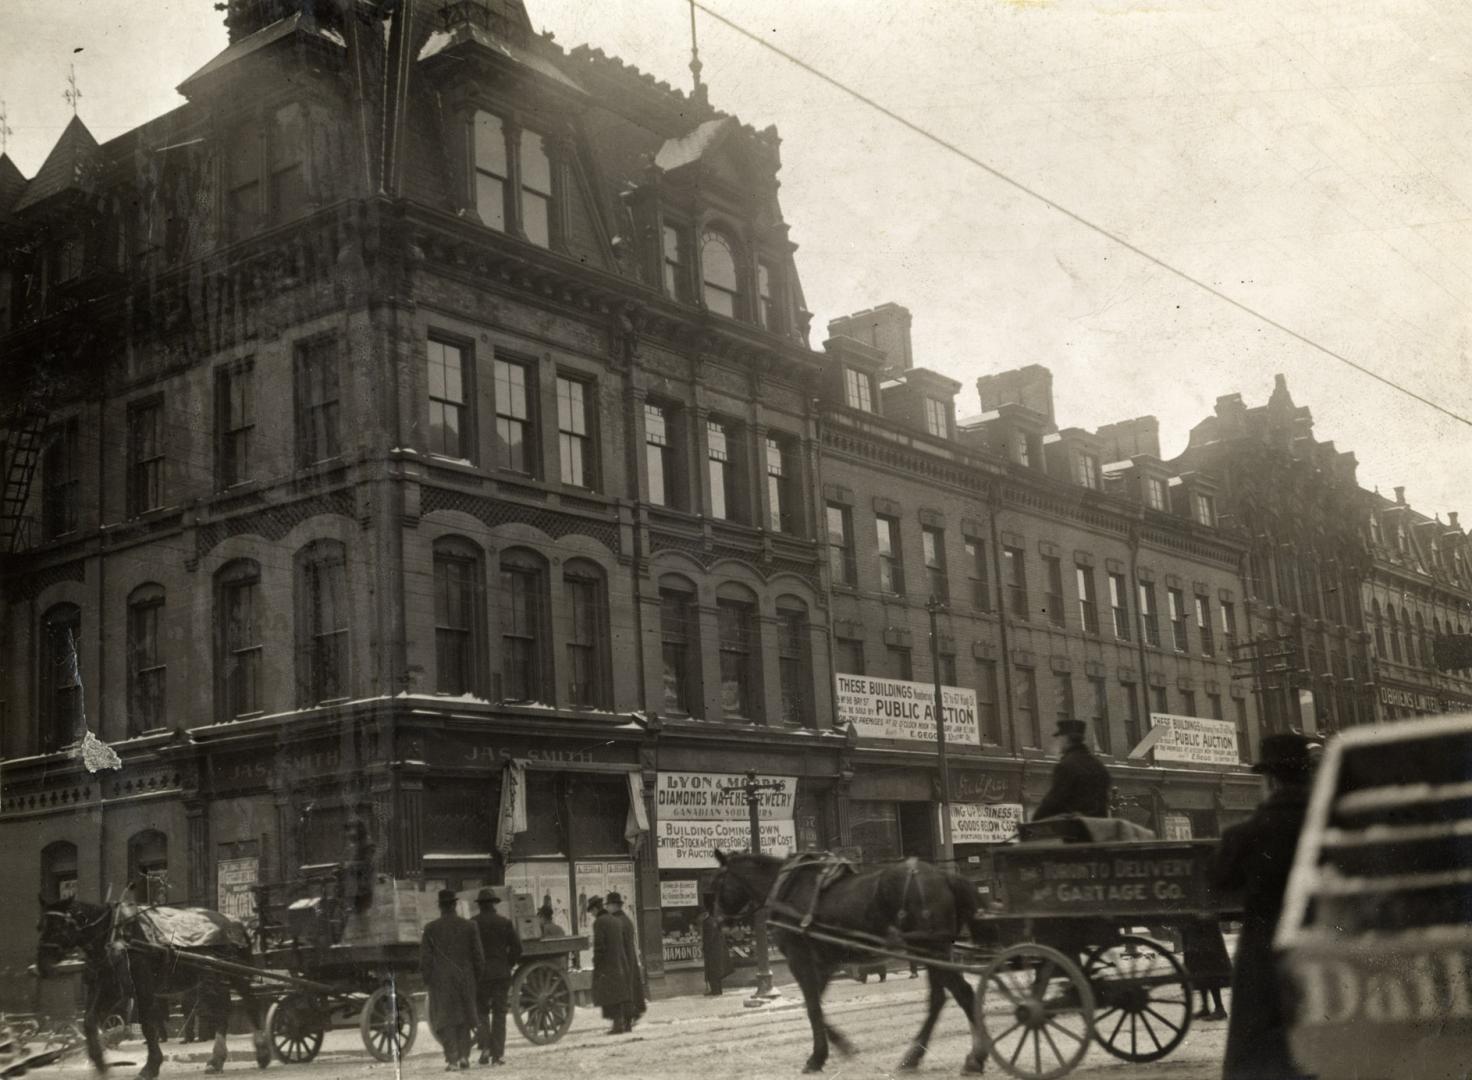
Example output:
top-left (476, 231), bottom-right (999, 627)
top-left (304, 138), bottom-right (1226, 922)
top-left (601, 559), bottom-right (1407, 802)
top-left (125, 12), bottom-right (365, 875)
top-left (0, 100), bottom-right (12, 154)
top-left (64, 63), bottom-right (82, 117)
top-left (688, 0), bottom-right (707, 105)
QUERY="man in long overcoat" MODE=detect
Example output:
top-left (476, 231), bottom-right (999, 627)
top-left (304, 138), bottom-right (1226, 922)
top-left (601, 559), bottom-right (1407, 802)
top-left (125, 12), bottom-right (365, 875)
top-left (421, 889), bottom-right (484, 1070)
top-left (472, 889), bottom-right (522, 1066)
top-left (588, 896), bottom-right (632, 1034)
top-left (1209, 733), bottom-right (1316, 1080)
top-left (700, 903), bottom-right (728, 996)
top-left (606, 892), bottom-right (646, 1027)
top-left (1033, 719), bottom-right (1112, 820)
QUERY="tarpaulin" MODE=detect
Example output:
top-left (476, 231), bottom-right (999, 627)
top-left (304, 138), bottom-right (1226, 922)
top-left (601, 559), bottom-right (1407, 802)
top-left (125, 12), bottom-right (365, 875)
top-left (131, 906), bottom-right (250, 951)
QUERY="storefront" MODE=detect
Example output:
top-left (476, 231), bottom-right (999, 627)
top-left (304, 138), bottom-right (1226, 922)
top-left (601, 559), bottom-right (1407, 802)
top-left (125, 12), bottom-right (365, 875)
top-left (846, 764), bottom-right (939, 865)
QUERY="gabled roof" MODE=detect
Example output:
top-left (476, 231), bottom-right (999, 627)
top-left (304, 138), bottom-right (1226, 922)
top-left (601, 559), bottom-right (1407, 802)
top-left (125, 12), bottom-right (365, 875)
top-left (179, 13), bottom-right (347, 96)
top-left (0, 154), bottom-right (28, 218)
top-left (12, 115), bottom-right (100, 215)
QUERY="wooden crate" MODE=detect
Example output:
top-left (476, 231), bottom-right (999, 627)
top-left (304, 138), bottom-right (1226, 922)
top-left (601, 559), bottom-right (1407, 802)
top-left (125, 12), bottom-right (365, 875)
top-left (341, 876), bottom-right (423, 945)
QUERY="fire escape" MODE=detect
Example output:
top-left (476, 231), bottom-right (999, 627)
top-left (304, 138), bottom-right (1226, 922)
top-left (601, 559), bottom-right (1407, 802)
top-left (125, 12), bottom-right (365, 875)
top-left (1, 407), bottom-right (47, 551)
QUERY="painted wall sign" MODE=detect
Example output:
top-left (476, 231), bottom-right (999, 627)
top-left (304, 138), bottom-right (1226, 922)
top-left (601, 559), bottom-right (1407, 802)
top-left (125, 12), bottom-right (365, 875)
top-left (834, 674), bottom-right (980, 745)
top-left (1148, 713), bottom-right (1240, 766)
top-left (951, 802), bottom-right (1024, 844)
top-left (656, 820), bottom-right (796, 869)
top-left (654, 772), bottom-right (796, 821)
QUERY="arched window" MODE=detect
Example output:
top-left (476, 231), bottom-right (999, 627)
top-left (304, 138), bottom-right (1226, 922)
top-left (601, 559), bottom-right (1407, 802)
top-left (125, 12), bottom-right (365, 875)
top-left (127, 829), bottom-right (168, 904)
top-left (659, 574), bottom-right (701, 716)
top-left (563, 560), bottom-right (609, 709)
top-left (296, 540), bottom-right (349, 705)
top-left (1372, 599), bottom-right (1386, 658)
top-left (39, 603), bottom-right (82, 754)
top-left (776, 596), bottom-right (812, 727)
top-left (41, 841), bottom-right (78, 902)
top-left (127, 583), bottom-right (167, 736)
top-left (216, 559), bottom-right (263, 721)
top-left (715, 582), bottom-right (759, 721)
top-left (433, 537), bottom-right (485, 696)
top-left (700, 231), bottom-right (741, 318)
top-left (499, 548), bottom-right (549, 703)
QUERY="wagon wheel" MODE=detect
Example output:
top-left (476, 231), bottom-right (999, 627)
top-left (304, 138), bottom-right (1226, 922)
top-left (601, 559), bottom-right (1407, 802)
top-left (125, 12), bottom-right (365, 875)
top-left (361, 984), bottom-right (417, 1063)
top-left (977, 943), bottom-right (1095, 1080)
top-left (100, 1014), bottom-right (129, 1049)
top-left (1082, 935), bottom-right (1192, 1063)
top-left (511, 961), bottom-right (575, 1045)
top-left (265, 992), bottom-right (326, 1064)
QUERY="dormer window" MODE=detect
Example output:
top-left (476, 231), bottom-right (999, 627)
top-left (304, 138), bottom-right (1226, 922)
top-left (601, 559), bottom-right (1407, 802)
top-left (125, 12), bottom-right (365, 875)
top-left (1143, 476), bottom-right (1168, 511)
top-left (519, 130), bottom-right (552, 248)
top-left (226, 103), bottom-right (308, 242)
top-left (1073, 450), bottom-right (1100, 490)
top-left (844, 367), bottom-right (873, 412)
top-left (701, 230), bottom-right (740, 317)
top-left (473, 111), bottom-right (554, 249)
top-left (924, 398), bottom-right (948, 439)
top-left (1192, 491), bottom-right (1216, 527)
top-left (474, 112), bottom-right (508, 230)
top-left (1011, 431), bottom-right (1030, 467)
top-left (663, 224), bottom-right (688, 300)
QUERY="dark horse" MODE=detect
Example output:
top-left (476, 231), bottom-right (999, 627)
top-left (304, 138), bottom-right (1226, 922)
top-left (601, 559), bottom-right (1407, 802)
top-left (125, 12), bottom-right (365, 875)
top-left (711, 850), bottom-right (987, 1074)
top-left (36, 897), bottom-right (270, 1079)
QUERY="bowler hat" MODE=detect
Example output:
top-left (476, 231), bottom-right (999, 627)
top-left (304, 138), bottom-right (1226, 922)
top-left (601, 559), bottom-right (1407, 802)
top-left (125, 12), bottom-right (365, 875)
top-left (1053, 719), bottom-right (1087, 738)
top-left (436, 888), bottom-right (458, 906)
top-left (1252, 733), bottom-right (1315, 776)
top-left (476, 887), bottom-right (499, 905)
top-left (586, 894), bottom-right (604, 912)
top-left (605, 891), bottom-right (624, 905)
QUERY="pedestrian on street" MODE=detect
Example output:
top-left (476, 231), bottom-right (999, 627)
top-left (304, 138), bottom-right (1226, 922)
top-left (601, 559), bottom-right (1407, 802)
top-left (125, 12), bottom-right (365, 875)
top-left (699, 904), bottom-right (728, 996)
top-left (1179, 916), bottom-right (1231, 1020)
top-left (588, 895), bottom-right (634, 1034)
top-left (1209, 733), bottom-right (1317, 1080)
top-left (421, 888), bottom-right (484, 1071)
top-left (472, 888), bottom-right (522, 1067)
top-left (606, 892), bottom-right (646, 1028)
top-left (1032, 719), bottom-right (1112, 820)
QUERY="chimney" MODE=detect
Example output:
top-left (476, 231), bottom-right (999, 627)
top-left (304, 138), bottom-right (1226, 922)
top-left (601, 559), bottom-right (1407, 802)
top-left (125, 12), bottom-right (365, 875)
top-left (827, 303), bottom-right (914, 372)
top-left (1394, 486), bottom-right (1406, 505)
top-left (1450, 512), bottom-right (1460, 530)
top-left (976, 365), bottom-right (1056, 431)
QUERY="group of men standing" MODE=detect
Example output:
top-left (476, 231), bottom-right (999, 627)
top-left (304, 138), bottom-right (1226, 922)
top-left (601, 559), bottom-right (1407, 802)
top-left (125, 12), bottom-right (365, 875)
top-left (419, 888), bottom-right (523, 1070)
top-left (587, 891), bottom-right (646, 1034)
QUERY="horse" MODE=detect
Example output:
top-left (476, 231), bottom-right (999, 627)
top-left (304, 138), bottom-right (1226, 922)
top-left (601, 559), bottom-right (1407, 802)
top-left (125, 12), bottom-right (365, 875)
top-left (710, 849), bottom-right (988, 1074)
top-left (36, 896), bottom-right (271, 1079)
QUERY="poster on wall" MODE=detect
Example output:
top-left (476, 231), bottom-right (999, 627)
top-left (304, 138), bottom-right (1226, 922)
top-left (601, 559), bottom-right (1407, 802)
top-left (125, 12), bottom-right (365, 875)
top-left (1148, 714), bottom-right (1239, 766)
top-left (573, 860), bottom-right (639, 968)
top-left (654, 772), bottom-right (797, 821)
top-left (834, 674), bottom-right (980, 745)
top-left (660, 879), bottom-right (700, 908)
top-left (950, 803), bottom-right (1025, 845)
top-left (503, 860), bottom-right (573, 934)
top-left (216, 857), bottom-right (259, 921)
top-left (656, 819), bottom-right (796, 869)
top-left (1162, 813), bottom-right (1194, 840)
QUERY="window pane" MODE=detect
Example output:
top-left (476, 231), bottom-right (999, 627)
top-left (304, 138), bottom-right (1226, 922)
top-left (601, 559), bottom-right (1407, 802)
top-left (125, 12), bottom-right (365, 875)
top-left (522, 192), bottom-right (550, 248)
top-left (701, 232), bottom-right (738, 316)
top-left (476, 175), bottom-right (505, 230)
top-left (520, 130), bottom-right (551, 193)
top-left (475, 112), bottom-right (507, 175)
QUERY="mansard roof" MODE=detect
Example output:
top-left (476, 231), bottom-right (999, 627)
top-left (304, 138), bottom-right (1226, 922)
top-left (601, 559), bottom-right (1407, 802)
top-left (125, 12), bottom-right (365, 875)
top-left (0, 155), bottom-right (27, 220)
top-left (12, 115), bottom-right (101, 215)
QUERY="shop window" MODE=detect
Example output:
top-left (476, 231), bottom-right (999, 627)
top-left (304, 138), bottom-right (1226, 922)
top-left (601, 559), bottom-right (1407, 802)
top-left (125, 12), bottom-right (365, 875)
top-left (1076, 566), bottom-right (1099, 634)
top-left (41, 841), bottom-right (78, 902)
top-left (127, 396), bottom-right (164, 517)
top-left (428, 338), bottom-right (473, 460)
top-left (42, 418), bottom-right (80, 538)
top-left (494, 357), bottom-right (535, 475)
top-left (216, 559), bottom-right (262, 720)
top-left (1016, 666), bottom-right (1040, 747)
top-left (564, 561), bottom-right (608, 709)
top-left (434, 537), bottom-right (485, 696)
top-left (511, 773), bottom-right (566, 859)
top-left (844, 367), bottom-right (874, 412)
top-left (826, 503), bottom-right (857, 587)
top-left (500, 550), bottom-right (547, 703)
top-left (215, 360), bottom-right (254, 487)
top-left (659, 578), bottom-right (700, 715)
top-left (835, 637), bottom-right (865, 676)
top-left (717, 596), bottom-right (756, 720)
top-left (127, 829), bottom-right (168, 904)
top-left (888, 645), bottom-right (913, 681)
top-left (977, 660), bottom-right (1001, 744)
top-left (765, 435), bottom-right (798, 534)
top-left (777, 600), bottom-right (811, 727)
top-left (127, 584), bottom-right (166, 736)
top-left (294, 336), bottom-right (341, 466)
top-left (296, 540), bottom-right (349, 705)
top-left (965, 537), bottom-right (991, 611)
top-left (1004, 546), bottom-right (1028, 619)
top-left (922, 526), bottom-right (948, 602)
top-left (876, 515), bottom-right (905, 595)
top-left (700, 230), bottom-right (741, 317)
top-left (39, 603), bottom-right (82, 753)
top-left (1043, 555), bottom-right (1065, 628)
top-left (556, 375), bottom-right (595, 489)
top-left (644, 401), bottom-right (682, 508)
top-left (568, 776), bottom-right (629, 855)
top-left (1139, 582), bottom-right (1161, 647)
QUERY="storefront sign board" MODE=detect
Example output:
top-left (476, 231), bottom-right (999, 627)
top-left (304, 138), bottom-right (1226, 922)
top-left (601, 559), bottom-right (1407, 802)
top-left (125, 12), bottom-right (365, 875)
top-left (656, 820), bottom-right (795, 869)
top-left (951, 802), bottom-right (1024, 844)
top-left (654, 772), bottom-right (796, 821)
top-left (660, 879), bottom-right (701, 908)
top-left (1149, 713), bottom-right (1239, 766)
top-left (835, 674), bottom-right (979, 745)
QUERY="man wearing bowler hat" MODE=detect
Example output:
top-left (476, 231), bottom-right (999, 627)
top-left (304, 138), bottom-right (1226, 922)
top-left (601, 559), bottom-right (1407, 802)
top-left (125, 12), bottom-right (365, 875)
top-left (472, 888), bottom-right (522, 1066)
top-left (421, 888), bottom-right (484, 1070)
top-left (1032, 718), bottom-right (1112, 821)
top-left (1210, 733), bottom-right (1318, 1080)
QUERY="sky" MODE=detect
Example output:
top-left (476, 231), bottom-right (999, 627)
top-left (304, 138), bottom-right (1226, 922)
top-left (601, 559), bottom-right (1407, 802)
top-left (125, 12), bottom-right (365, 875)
top-left (2, 0), bottom-right (1468, 519)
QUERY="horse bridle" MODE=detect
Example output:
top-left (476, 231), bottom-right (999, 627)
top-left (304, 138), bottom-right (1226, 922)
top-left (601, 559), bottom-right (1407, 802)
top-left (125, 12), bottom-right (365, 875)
top-left (711, 863), bottom-right (767, 924)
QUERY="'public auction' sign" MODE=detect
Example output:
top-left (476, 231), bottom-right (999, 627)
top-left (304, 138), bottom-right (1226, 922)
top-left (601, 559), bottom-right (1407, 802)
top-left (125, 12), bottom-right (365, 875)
top-left (834, 674), bottom-right (980, 745)
top-left (951, 802), bottom-right (1024, 844)
top-left (654, 772), bottom-right (797, 821)
top-left (1149, 713), bottom-right (1239, 766)
top-left (656, 819), bottom-right (796, 869)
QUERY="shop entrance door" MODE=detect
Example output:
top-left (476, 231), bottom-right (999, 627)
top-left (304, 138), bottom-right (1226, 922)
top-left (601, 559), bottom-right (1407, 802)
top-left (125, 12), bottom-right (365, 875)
top-left (898, 801), bottom-right (937, 859)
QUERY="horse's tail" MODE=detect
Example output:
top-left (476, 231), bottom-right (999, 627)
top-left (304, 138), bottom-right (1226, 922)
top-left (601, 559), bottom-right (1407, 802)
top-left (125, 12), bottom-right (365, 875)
top-left (947, 873), bottom-right (979, 935)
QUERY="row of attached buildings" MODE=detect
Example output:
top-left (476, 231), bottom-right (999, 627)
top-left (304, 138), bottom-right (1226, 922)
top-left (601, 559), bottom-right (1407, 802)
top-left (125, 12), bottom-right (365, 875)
top-left (1, 0), bottom-right (1469, 998)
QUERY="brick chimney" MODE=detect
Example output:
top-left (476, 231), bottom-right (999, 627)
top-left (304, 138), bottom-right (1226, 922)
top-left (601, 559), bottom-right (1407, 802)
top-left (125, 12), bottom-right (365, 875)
top-left (827, 303), bottom-right (913, 372)
top-left (1394, 486), bottom-right (1406, 505)
top-left (1095, 417), bottom-right (1161, 461)
top-left (1450, 512), bottom-right (1460, 530)
top-left (976, 365), bottom-right (1056, 432)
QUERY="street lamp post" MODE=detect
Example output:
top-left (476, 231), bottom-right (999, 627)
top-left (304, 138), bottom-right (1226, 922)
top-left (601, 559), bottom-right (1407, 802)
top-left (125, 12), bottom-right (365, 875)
top-left (741, 769), bottom-right (783, 1002)
top-left (928, 595), bottom-right (955, 865)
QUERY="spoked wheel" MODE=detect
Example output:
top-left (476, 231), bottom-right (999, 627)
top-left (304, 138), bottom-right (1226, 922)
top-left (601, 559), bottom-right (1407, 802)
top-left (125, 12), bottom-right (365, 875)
top-left (361, 984), bottom-right (417, 1062)
top-left (265, 992), bottom-right (326, 1064)
top-left (977, 943), bottom-right (1095, 1080)
top-left (511, 961), bottom-right (575, 1045)
top-left (1082, 934), bottom-right (1192, 1062)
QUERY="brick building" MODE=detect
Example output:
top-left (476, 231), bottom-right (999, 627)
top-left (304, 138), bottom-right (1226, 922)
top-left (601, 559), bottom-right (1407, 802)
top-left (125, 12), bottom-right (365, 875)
top-left (0, 0), bottom-right (1263, 1000)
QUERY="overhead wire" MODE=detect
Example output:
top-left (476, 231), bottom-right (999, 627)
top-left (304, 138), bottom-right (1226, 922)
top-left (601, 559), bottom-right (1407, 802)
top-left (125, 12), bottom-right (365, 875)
top-left (689, 1), bottom-right (1472, 430)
